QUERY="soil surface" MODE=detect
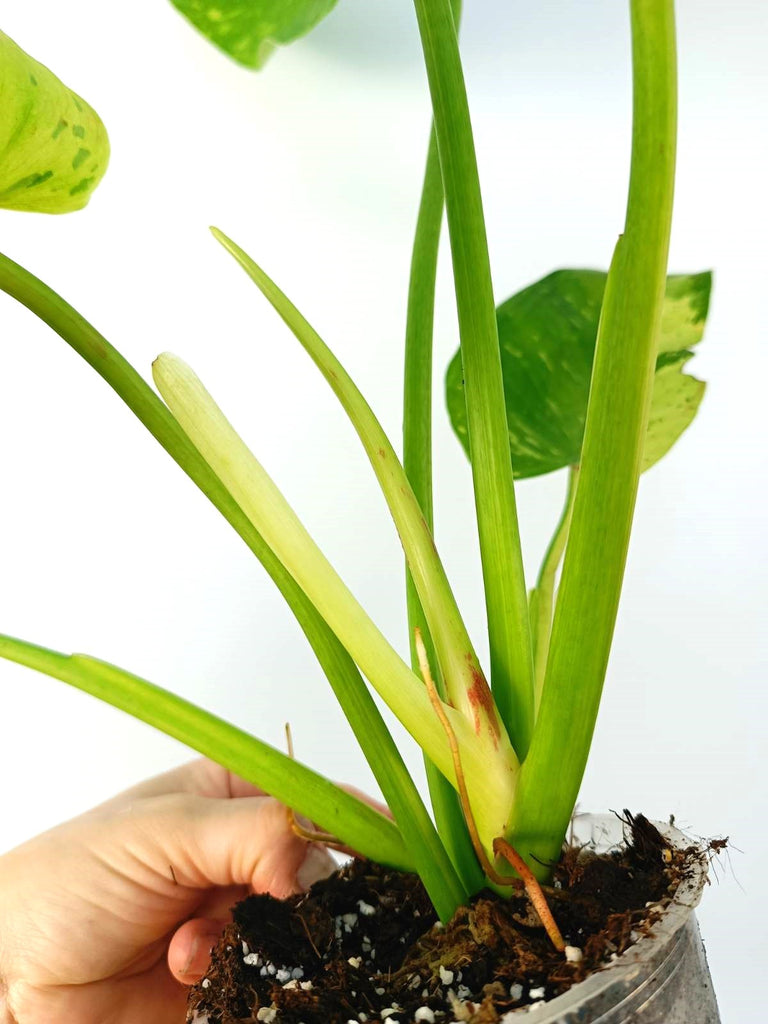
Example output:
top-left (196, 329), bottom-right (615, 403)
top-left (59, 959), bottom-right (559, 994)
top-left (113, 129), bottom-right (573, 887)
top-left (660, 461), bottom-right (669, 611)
top-left (187, 812), bottom-right (703, 1024)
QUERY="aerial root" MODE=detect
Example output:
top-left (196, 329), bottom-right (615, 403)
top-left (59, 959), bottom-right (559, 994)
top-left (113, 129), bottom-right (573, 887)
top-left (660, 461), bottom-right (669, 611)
top-left (493, 837), bottom-right (566, 952)
top-left (284, 722), bottom-right (356, 857)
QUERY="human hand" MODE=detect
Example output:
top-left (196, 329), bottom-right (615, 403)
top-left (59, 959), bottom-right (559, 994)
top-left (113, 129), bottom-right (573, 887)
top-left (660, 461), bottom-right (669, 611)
top-left (0, 759), bottom-right (336, 1024)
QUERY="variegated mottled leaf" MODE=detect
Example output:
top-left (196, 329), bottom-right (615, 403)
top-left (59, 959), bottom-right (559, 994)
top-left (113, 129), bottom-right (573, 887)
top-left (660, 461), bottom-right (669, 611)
top-left (446, 270), bottom-right (711, 478)
top-left (0, 29), bottom-right (109, 213)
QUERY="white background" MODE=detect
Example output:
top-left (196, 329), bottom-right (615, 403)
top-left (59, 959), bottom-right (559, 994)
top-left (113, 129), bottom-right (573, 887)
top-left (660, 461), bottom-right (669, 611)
top-left (0, 1), bottom-right (765, 1019)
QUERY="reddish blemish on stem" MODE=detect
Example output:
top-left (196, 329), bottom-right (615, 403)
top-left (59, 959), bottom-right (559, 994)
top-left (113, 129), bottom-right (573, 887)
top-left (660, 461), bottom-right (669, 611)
top-left (466, 656), bottom-right (500, 744)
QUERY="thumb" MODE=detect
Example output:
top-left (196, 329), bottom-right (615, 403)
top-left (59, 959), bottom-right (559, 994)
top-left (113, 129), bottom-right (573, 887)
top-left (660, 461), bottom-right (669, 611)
top-left (130, 792), bottom-right (336, 899)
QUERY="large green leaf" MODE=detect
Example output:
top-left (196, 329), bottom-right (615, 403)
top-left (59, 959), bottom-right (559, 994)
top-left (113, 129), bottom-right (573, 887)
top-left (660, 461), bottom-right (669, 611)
top-left (169, 0), bottom-right (339, 69)
top-left (0, 30), bottom-right (109, 213)
top-left (445, 269), bottom-right (711, 479)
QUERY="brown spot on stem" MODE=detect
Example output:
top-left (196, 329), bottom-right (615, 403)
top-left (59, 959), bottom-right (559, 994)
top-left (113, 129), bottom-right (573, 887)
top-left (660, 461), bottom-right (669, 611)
top-left (377, 447), bottom-right (386, 458)
top-left (466, 656), bottom-right (500, 745)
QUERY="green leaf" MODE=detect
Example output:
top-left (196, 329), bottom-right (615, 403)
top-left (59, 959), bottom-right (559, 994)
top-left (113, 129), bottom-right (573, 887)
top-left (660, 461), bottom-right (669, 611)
top-left (445, 269), bottom-right (711, 479)
top-left (658, 271), bottom-right (712, 354)
top-left (0, 632), bottom-right (413, 872)
top-left (169, 0), bottom-right (339, 69)
top-left (642, 352), bottom-right (705, 470)
top-left (0, 29), bottom-right (109, 213)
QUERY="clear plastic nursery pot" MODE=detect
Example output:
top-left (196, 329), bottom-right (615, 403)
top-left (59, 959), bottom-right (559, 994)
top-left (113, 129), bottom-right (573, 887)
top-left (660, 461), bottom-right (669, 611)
top-left (528, 814), bottom-right (720, 1024)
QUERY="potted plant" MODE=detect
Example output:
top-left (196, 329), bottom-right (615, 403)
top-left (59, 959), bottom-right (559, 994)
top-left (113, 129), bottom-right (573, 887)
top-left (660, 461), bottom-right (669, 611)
top-left (0, 1), bottom-right (725, 1020)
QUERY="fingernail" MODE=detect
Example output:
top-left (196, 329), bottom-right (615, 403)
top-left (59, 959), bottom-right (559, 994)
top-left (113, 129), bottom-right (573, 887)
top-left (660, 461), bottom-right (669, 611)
top-left (297, 845), bottom-right (336, 891)
top-left (182, 931), bottom-right (222, 977)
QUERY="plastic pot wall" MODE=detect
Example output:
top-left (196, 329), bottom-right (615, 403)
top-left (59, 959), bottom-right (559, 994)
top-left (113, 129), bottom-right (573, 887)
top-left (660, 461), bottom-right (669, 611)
top-left (531, 814), bottom-right (720, 1023)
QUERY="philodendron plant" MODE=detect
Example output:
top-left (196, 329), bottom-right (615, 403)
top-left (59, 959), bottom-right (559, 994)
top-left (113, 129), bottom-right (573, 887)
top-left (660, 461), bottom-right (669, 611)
top-left (0, 0), bottom-right (711, 928)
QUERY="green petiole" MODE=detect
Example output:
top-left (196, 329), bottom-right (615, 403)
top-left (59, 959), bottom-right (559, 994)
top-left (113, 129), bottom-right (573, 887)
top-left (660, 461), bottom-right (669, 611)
top-left (509, 0), bottom-right (678, 874)
top-left (210, 228), bottom-right (504, 756)
top-left (0, 633), bottom-right (412, 871)
top-left (529, 466), bottom-right (580, 715)
top-left (402, 0), bottom-right (483, 889)
top-left (0, 251), bottom-right (465, 919)
top-left (152, 352), bottom-right (519, 858)
top-left (410, 0), bottom-right (534, 759)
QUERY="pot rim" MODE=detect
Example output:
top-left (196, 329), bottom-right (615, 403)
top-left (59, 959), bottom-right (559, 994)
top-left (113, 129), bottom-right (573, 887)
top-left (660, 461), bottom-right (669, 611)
top-left (516, 812), bottom-right (709, 1021)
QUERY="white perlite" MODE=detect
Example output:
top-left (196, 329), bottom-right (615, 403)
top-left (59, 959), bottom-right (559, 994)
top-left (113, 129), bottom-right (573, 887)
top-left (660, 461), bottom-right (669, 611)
top-left (201, 978), bottom-right (211, 989)
top-left (438, 965), bottom-right (454, 986)
top-left (528, 987), bottom-right (545, 1000)
top-left (564, 945), bottom-right (583, 963)
top-left (256, 1007), bottom-right (277, 1023)
top-left (243, 953), bottom-right (261, 967)
top-left (357, 899), bottom-right (376, 916)
top-left (414, 1008), bottom-right (435, 1023)
top-left (347, 956), bottom-right (363, 969)
top-left (509, 982), bottom-right (523, 1001)
top-left (275, 969), bottom-right (292, 984)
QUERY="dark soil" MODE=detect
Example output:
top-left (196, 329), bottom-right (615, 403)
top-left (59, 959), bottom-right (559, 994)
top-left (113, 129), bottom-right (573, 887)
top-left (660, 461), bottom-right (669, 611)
top-left (187, 812), bottom-right (703, 1024)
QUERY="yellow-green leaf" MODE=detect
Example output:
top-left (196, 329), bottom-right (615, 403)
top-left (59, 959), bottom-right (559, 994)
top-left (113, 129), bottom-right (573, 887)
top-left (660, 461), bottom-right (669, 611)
top-left (642, 353), bottom-right (705, 470)
top-left (169, 0), bottom-right (339, 69)
top-left (0, 29), bottom-right (109, 213)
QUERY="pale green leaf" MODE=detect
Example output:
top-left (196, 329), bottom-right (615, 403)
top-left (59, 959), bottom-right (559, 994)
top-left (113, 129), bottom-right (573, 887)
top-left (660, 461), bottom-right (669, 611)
top-left (658, 271), bottom-right (711, 354)
top-left (642, 352), bottom-right (705, 470)
top-left (445, 269), bottom-right (711, 478)
top-left (0, 29), bottom-right (109, 213)
top-left (169, 0), bottom-right (339, 69)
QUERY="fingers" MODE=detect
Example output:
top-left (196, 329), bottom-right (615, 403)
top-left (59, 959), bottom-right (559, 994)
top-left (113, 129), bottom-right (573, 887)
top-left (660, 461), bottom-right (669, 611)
top-left (125, 792), bottom-right (337, 899)
top-left (168, 918), bottom-right (228, 984)
top-left (92, 758), bottom-right (266, 812)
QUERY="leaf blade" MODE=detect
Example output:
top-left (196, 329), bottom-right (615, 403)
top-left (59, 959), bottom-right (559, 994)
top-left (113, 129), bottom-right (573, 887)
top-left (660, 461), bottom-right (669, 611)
top-left (446, 269), bottom-right (711, 478)
top-left (0, 29), bottom-right (109, 213)
top-left (168, 0), bottom-right (339, 68)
